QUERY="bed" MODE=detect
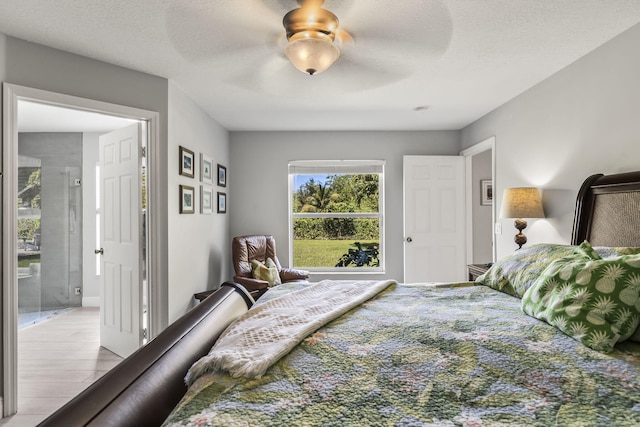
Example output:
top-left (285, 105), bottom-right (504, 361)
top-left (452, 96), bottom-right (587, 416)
top-left (162, 171), bottom-right (640, 427)
top-left (40, 171), bottom-right (640, 427)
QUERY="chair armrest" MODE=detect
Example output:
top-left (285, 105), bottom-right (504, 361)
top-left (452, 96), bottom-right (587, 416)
top-left (280, 267), bottom-right (310, 282)
top-left (233, 276), bottom-right (269, 299)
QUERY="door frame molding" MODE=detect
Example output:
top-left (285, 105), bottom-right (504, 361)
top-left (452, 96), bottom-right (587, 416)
top-left (2, 83), bottom-right (161, 416)
top-left (460, 136), bottom-right (496, 265)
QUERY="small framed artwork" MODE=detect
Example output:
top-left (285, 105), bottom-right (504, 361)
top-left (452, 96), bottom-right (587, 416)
top-left (217, 164), bottom-right (227, 187)
top-left (201, 185), bottom-right (213, 214)
top-left (179, 185), bottom-right (195, 214)
top-left (179, 146), bottom-right (195, 178)
top-left (217, 192), bottom-right (227, 214)
top-left (481, 180), bottom-right (493, 206)
top-left (200, 153), bottom-right (214, 184)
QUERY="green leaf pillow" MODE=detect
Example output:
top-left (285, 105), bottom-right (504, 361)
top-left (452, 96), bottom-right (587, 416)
top-left (476, 244), bottom-right (578, 298)
top-left (594, 246), bottom-right (640, 342)
top-left (251, 258), bottom-right (282, 287)
top-left (521, 247), bottom-right (640, 352)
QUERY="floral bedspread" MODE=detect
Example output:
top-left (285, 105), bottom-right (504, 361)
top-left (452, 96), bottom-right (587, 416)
top-left (163, 282), bottom-right (640, 427)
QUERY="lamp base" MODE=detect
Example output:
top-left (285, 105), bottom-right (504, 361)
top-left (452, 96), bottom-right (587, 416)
top-left (514, 218), bottom-right (528, 249)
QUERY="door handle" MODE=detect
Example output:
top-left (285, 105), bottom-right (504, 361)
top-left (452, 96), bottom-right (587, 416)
top-left (406, 237), bottom-right (412, 243)
top-left (95, 248), bottom-right (104, 255)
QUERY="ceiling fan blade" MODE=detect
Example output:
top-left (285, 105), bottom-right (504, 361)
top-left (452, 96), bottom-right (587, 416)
top-left (326, 54), bottom-right (414, 90)
top-left (335, 28), bottom-right (354, 47)
top-left (341, 0), bottom-right (453, 59)
top-left (226, 50), bottom-right (413, 97)
top-left (165, 0), bottom-right (282, 62)
top-left (224, 54), bottom-right (298, 94)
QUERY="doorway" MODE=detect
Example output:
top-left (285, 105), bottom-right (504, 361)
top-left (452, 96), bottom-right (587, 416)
top-left (461, 136), bottom-right (496, 265)
top-left (3, 83), bottom-right (161, 417)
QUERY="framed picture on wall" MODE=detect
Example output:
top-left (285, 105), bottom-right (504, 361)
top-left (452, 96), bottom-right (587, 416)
top-left (200, 153), bottom-right (214, 184)
top-left (179, 146), bottom-right (195, 178)
top-left (481, 180), bottom-right (493, 206)
top-left (201, 185), bottom-right (213, 214)
top-left (217, 164), bottom-right (227, 187)
top-left (180, 185), bottom-right (195, 214)
top-left (217, 192), bottom-right (227, 214)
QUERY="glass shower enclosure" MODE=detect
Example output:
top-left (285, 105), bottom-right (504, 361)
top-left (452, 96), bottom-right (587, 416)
top-left (18, 134), bottom-right (83, 328)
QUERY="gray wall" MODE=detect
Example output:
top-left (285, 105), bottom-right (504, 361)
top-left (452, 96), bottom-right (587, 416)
top-left (229, 131), bottom-right (460, 282)
top-left (461, 22), bottom-right (640, 260)
top-left (1, 34), bottom-right (171, 329)
top-left (1, 34), bottom-right (234, 331)
top-left (1, 35), bottom-right (234, 409)
top-left (471, 149), bottom-right (493, 263)
top-left (167, 82), bottom-right (231, 323)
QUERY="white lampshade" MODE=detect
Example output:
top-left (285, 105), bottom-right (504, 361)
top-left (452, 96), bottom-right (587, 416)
top-left (499, 187), bottom-right (545, 219)
top-left (284, 36), bottom-right (340, 76)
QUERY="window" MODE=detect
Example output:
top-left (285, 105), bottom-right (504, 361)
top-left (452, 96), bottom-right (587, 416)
top-left (289, 160), bottom-right (384, 272)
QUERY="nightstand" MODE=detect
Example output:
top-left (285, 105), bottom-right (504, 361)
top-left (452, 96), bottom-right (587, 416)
top-left (467, 263), bottom-right (492, 281)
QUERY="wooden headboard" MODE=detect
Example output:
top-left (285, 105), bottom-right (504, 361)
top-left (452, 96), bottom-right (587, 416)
top-left (571, 170), bottom-right (640, 247)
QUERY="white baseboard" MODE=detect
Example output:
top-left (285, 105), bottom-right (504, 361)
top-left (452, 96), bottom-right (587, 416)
top-left (82, 296), bottom-right (100, 307)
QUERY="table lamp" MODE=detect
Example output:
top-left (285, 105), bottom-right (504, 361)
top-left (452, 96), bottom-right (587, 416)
top-left (499, 187), bottom-right (545, 249)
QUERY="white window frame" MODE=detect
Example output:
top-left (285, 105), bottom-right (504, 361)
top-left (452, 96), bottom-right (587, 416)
top-left (288, 160), bottom-right (385, 273)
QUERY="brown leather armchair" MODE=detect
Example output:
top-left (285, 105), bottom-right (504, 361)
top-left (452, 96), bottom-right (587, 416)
top-left (233, 235), bottom-right (309, 299)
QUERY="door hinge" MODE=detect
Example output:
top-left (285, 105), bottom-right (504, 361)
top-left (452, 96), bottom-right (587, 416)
top-left (143, 328), bottom-right (148, 339)
top-left (141, 146), bottom-right (147, 158)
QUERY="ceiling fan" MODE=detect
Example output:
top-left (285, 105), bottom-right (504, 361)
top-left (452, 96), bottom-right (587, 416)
top-left (165, 0), bottom-right (453, 91)
top-left (282, 0), bottom-right (352, 75)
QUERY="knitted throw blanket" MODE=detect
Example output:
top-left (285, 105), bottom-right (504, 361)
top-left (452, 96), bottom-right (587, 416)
top-left (185, 279), bottom-right (396, 385)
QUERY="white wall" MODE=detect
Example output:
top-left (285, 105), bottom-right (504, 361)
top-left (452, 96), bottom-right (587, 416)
top-left (229, 131), bottom-right (460, 282)
top-left (167, 82), bottom-right (230, 323)
top-left (461, 22), bottom-right (640, 260)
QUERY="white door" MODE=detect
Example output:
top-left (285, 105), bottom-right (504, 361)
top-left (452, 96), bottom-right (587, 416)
top-left (403, 156), bottom-right (466, 283)
top-left (99, 123), bottom-right (142, 358)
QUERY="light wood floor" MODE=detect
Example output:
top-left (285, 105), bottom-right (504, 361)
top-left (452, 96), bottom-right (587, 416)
top-left (0, 307), bottom-right (123, 426)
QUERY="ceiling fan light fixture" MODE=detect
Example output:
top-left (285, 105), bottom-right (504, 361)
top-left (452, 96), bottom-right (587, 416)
top-left (283, 0), bottom-right (341, 76)
top-left (284, 35), bottom-right (340, 75)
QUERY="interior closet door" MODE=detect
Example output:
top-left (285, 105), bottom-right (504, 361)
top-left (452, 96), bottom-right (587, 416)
top-left (403, 155), bottom-right (466, 283)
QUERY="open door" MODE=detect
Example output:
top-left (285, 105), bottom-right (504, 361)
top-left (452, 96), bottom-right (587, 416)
top-left (98, 123), bottom-right (143, 358)
top-left (403, 155), bottom-right (466, 283)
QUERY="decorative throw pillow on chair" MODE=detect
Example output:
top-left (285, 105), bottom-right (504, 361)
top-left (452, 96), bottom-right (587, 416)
top-left (251, 258), bottom-right (282, 287)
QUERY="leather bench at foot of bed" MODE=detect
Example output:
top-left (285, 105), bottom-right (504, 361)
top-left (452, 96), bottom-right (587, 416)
top-left (38, 282), bottom-right (253, 427)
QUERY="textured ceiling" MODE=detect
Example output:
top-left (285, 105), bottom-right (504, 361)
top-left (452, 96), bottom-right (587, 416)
top-left (2, 0), bottom-right (640, 131)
